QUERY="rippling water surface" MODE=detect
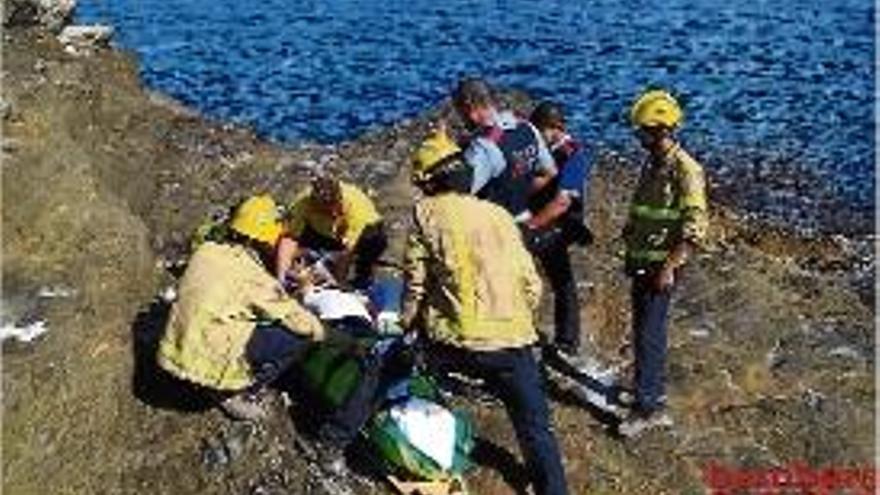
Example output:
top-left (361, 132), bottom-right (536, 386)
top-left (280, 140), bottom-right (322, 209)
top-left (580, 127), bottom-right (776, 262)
top-left (78, 0), bottom-right (874, 223)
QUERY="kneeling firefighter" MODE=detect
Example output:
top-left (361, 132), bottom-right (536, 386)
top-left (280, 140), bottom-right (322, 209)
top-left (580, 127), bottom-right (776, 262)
top-left (157, 194), bottom-right (326, 420)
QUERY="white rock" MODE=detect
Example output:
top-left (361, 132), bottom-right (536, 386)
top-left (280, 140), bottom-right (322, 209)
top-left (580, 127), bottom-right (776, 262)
top-left (802, 388), bottom-right (825, 409)
top-left (689, 327), bottom-right (711, 338)
top-left (0, 320), bottom-right (49, 343)
top-left (37, 285), bottom-right (76, 299)
top-left (828, 346), bottom-right (862, 361)
top-left (57, 24), bottom-right (114, 53)
top-left (37, 0), bottom-right (76, 32)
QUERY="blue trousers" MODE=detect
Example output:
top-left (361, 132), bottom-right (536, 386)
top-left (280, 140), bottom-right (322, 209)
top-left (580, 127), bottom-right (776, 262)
top-left (630, 273), bottom-right (673, 412)
top-left (536, 238), bottom-right (581, 353)
top-left (426, 343), bottom-right (569, 495)
top-left (244, 323), bottom-right (311, 391)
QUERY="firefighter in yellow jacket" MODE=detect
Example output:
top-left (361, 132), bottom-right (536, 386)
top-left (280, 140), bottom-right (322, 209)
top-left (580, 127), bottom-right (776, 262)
top-left (619, 89), bottom-right (708, 437)
top-left (276, 175), bottom-right (387, 290)
top-left (402, 131), bottom-right (569, 495)
top-left (158, 195), bottom-right (325, 420)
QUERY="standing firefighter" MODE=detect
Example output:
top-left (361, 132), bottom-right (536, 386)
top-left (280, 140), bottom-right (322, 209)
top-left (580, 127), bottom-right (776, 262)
top-left (402, 130), bottom-right (570, 495)
top-left (619, 89), bottom-right (708, 437)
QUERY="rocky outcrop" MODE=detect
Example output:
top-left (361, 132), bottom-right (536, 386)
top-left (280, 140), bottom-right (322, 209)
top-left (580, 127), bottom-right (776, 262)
top-left (5, 0), bottom-right (113, 55)
top-left (2, 8), bottom-right (874, 495)
top-left (4, 0), bottom-right (75, 32)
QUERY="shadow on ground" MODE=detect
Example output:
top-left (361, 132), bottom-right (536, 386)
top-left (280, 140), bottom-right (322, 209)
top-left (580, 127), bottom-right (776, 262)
top-left (130, 299), bottom-right (214, 412)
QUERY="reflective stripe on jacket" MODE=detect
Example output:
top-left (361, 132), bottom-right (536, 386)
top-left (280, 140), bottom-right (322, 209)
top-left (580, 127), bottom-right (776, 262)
top-left (287, 182), bottom-right (382, 249)
top-left (401, 193), bottom-right (541, 351)
top-left (625, 144), bottom-right (708, 270)
top-left (158, 242), bottom-right (324, 390)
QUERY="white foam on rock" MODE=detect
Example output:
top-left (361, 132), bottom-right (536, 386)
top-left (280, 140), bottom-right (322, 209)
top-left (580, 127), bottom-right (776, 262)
top-left (0, 320), bottom-right (49, 343)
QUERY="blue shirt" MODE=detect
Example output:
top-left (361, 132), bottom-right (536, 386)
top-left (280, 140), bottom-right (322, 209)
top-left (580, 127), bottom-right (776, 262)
top-left (556, 144), bottom-right (591, 200)
top-left (526, 134), bottom-right (592, 215)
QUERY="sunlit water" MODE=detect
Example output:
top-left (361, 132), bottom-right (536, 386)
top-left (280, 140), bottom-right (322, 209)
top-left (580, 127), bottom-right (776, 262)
top-left (78, 0), bottom-right (874, 230)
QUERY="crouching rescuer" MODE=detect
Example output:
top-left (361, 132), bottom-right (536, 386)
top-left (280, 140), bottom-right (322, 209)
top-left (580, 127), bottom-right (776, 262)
top-left (275, 174), bottom-right (387, 290)
top-left (401, 130), bottom-right (570, 495)
top-left (157, 195), bottom-right (325, 420)
top-left (619, 89), bottom-right (708, 437)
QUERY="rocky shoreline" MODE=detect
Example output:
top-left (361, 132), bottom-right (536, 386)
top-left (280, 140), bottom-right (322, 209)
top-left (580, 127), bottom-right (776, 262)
top-left (2, 3), bottom-right (875, 494)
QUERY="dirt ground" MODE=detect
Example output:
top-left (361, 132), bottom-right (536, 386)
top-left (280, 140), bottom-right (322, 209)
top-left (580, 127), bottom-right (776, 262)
top-left (2, 13), bottom-right (875, 495)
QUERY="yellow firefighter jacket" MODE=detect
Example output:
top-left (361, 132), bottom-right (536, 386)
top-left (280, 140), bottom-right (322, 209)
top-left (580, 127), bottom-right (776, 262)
top-left (625, 142), bottom-right (708, 271)
top-left (401, 193), bottom-right (542, 351)
top-left (286, 182), bottom-right (382, 249)
top-left (158, 242), bottom-right (324, 391)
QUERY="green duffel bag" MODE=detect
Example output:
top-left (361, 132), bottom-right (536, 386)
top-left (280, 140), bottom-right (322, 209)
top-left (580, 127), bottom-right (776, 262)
top-left (300, 343), bottom-right (370, 408)
top-left (366, 374), bottom-right (474, 481)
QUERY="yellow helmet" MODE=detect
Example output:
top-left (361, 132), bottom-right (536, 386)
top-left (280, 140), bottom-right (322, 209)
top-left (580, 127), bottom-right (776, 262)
top-left (412, 130), bottom-right (461, 183)
top-left (630, 89), bottom-right (683, 128)
top-left (230, 194), bottom-right (283, 245)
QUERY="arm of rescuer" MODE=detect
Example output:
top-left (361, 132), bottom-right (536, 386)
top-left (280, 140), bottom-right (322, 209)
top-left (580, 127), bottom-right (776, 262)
top-left (525, 145), bottom-right (590, 230)
top-left (275, 190), bottom-right (311, 283)
top-left (656, 155), bottom-right (708, 290)
top-left (275, 235), bottom-right (300, 284)
top-left (528, 121), bottom-right (558, 194)
top-left (246, 271), bottom-right (325, 340)
top-left (400, 208), bottom-right (429, 334)
top-left (525, 193), bottom-right (571, 230)
top-left (248, 271), bottom-right (369, 351)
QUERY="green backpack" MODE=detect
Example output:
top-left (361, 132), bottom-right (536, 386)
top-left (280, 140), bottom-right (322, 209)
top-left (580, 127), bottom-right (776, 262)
top-left (300, 343), bottom-right (372, 408)
top-left (366, 374), bottom-right (474, 481)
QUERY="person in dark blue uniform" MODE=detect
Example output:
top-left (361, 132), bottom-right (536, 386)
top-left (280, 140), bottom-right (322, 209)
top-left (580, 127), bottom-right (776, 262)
top-left (524, 101), bottom-right (595, 367)
top-left (451, 77), bottom-right (557, 220)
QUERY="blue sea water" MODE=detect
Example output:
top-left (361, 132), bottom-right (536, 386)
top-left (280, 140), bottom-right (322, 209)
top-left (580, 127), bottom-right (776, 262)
top-left (77, 0), bottom-right (874, 220)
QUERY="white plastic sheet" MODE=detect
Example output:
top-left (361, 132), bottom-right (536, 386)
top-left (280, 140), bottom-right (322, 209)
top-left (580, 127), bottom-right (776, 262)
top-left (389, 397), bottom-right (457, 471)
top-left (302, 287), bottom-right (372, 322)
